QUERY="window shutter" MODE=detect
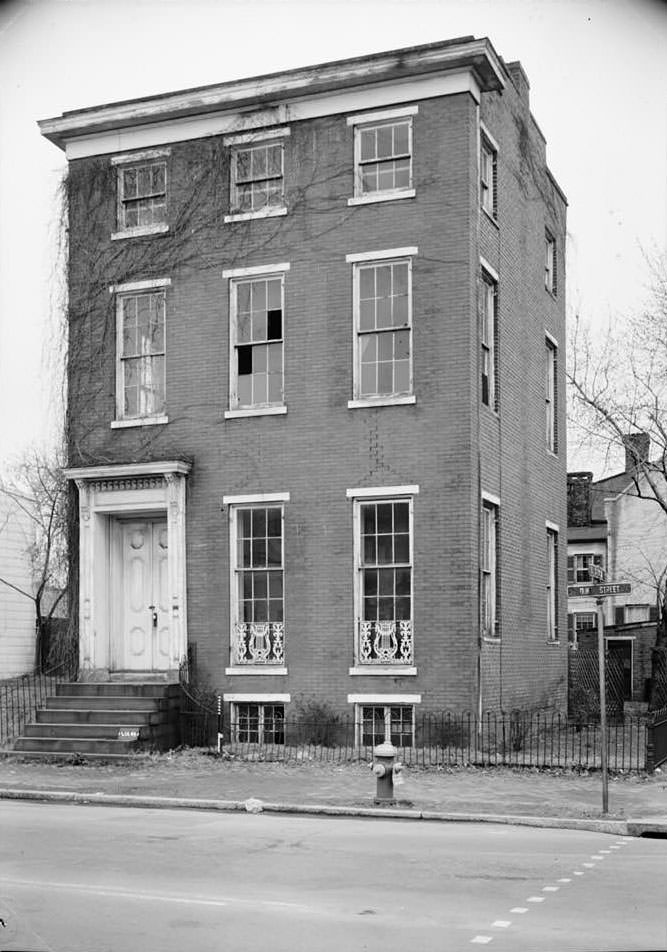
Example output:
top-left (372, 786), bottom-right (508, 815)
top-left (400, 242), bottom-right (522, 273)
top-left (567, 613), bottom-right (574, 642)
top-left (567, 556), bottom-right (574, 583)
top-left (614, 605), bottom-right (625, 627)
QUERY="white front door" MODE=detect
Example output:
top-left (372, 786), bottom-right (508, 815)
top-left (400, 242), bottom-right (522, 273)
top-left (119, 519), bottom-right (170, 671)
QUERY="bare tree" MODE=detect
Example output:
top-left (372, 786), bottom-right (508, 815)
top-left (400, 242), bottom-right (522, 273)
top-left (0, 445), bottom-right (69, 670)
top-left (568, 256), bottom-right (667, 707)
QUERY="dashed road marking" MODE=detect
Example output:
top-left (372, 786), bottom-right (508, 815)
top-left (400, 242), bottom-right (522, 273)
top-left (492, 921), bottom-right (511, 928)
top-left (599, 850), bottom-right (611, 854)
top-left (591, 855), bottom-right (604, 860)
top-left (574, 871), bottom-right (584, 876)
top-left (527, 896), bottom-right (545, 903)
top-left (542, 886), bottom-right (559, 892)
top-left (557, 878), bottom-right (571, 883)
top-left (471, 936), bottom-right (493, 944)
top-left (583, 862), bottom-right (595, 868)
top-left (510, 907), bottom-right (528, 914)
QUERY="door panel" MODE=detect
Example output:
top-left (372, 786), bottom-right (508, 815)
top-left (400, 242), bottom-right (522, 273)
top-left (119, 519), bottom-right (169, 671)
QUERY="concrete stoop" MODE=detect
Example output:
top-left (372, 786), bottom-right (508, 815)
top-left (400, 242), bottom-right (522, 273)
top-left (13, 681), bottom-right (181, 760)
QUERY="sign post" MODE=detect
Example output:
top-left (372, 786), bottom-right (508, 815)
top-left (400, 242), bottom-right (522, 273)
top-left (596, 595), bottom-right (609, 814)
top-left (568, 575), bottom-right (632, 816)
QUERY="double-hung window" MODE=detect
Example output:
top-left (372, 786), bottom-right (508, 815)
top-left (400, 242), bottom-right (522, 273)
top-left (224, 129), bottom-right (289, 221)
top-left (347, 248), bottom-right (416, 406)
top-left (480, 263), bottom-right (498, 409)
top-left (567, 553), bottom-right (604, 583)
top-left (224, 263), bottom-right (288, 416)
top-left (112, 279), bottom-right (169, 425)
top-left (545, 335), bottom-right (557, 452)
top-left (546, 525), bottom-right (559, 642)
top-left (112, 150), bottom-right (170, 238)
top-left (481, 496), bottom-right (500, 639)
top-left (348, 487), bottom-right (417, 668)
top-left (227, 501), bottom-right (285, 667)
top-left (480, 127), bottom-right (498, 219)
top-left (348, 106), bottom-right (417, 204)
top-left (545, 230), bottom-right (557, 294)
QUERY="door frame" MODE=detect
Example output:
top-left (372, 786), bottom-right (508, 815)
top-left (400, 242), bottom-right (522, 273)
top-left (65, 460), bottom-right (190, 681)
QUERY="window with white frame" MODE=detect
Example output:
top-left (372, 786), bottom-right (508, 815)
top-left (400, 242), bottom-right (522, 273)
top-left (359, 704), bottom-right (414, 748)
top-left (230, 504), bottom-right (284, 665)
top-left (480, 134), bottom-right (497, 218)
top-left (567, 553), bottom-right (604, 583)
top-left (480, 269), bottom-right (498, 409)
top-left (353, 117), bottom-right (413, 198)
top-left (481, 499), bottom-right (499, 639)
top-left (546, 527), bottom-right (559, 641)
top-left (355, 497), bottom-right (413, 665)
top-left (230, 140), bottom-right (284, 214)
top-left (545, 231), bottom-right (557, 294)
top-left (117, 161), bottom-right (166, 231)
top-left (353, 257), bottom-right (412, 400)
top-left (545, 337), bottom-right (557, 452)
top-left (229, 273), bottom-right (285, 410)
top-left (232, 702), bottom-right (285, 744)
top-left (115, 286), bottom-right (166, 420)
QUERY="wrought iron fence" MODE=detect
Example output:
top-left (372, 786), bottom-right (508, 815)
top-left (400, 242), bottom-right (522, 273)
top-left (647, 706), bottom-right (667, 772)
top-left (0, 659), bottom-right (77, 747)
top-left (178, 704), bottom-right (648, 771)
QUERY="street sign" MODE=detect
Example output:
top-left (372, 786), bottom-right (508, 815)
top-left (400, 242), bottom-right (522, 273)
top-left (567, 582), bottom-right (632, 598)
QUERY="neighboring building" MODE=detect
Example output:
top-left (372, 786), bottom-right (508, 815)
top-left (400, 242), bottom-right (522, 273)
top-left (0, 495), bottom-right (35, 678)
top-left (40, 36), bottom-right (567, 743)
top-left (567, 435), bottom-right (667, 702)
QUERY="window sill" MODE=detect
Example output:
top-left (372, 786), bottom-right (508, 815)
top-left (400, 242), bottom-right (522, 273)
top-left (546, 640), bottom-right (561, 647)
top-left (347, 189), bottom-right (415, 207)
top-left (225, 666), bottom-right (288, 676)
top-left (545, 287), bottom-right (558, 300)
top-left (224, 406), bottom-right (287, 419)
top-left (481, 636), bottom-right (501, 645)
top-left (546, 448), bottom-right (559, 459)
top-left (349, 666), bottom-right (417, 676)
top-left (481, 206), bottom-right (499, 229)
top-left (481, 403), bottom-right (500, 418)
top-left (348, 395), bottom-right (416, 409)
top-left (224, 207), bottom-right (287, 223)
top-left (111, 223), bottom-right (169, 240)
top-left (111, 415), bottom-right (168, 429)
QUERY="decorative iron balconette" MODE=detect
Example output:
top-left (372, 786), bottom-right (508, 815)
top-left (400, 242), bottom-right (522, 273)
top-left (233, 622), bottom-right (285, 664)
top-left (359, 619), bottom-right (413, 664)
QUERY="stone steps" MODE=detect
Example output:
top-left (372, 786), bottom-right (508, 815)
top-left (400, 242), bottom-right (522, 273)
top-left (13, 682), bottom-right (181, 759)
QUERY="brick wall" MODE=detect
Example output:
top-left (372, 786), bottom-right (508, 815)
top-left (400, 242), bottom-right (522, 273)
top-left (66, 70), bottom-right (567, 715)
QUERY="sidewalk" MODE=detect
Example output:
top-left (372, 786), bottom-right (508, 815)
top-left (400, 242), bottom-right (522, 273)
top-left (0, 750), bottom-right (665, 835)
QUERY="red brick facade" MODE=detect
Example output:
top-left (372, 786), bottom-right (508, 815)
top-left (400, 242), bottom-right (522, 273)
top-left (45, 38), bottom-right (567, 719)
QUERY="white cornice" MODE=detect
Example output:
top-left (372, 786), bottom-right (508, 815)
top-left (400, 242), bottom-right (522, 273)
top-left (39, 38), bottom-right (504, 158)
top-left (64, 460), bottom-right (192, 480)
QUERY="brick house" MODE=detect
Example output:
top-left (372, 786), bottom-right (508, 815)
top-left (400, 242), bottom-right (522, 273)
top-left (567, 435), bottom-right (667, 704)
top-left (39, 37), bottom-right (567, 747)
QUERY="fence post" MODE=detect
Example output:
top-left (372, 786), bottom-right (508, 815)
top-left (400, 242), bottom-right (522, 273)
top-left (646, 714), bottom-right (655, 773)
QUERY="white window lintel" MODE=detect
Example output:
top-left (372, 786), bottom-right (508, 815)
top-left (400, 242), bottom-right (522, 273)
top-left (222, 492), bottom-right (290, 505)
top-left (545, 329), bottom-right (559, 348)
top-left (222, 262), bottom-right (290, 279)
top-left (223, 127), bottom-right (291, 146)
top-left (346, 247), bottom-right (418, 263)
top-left (347, 485), bottom-right (419, 499)
top-left (111, 147), bottom-right (171, 166)
top-left (109, 277), bottom-right (171, 294)
top-left (546, 519), bottom-right (560, 533)
top-left (347, 105), bottom-right (418, 126)
top-left (224, 693), bottom-right (291, 703)
top-left (479, 121), bottom-right (499, 152)
top-left (480, 256), bottom-right (499, 283)
top-left (482, 490), bottom-right (501, 508)
top-left (347, 694), bottom-right (422, 704)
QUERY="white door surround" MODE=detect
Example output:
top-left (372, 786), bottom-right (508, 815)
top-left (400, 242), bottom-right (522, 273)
top-left (65, 460), bottom-right (190, 681)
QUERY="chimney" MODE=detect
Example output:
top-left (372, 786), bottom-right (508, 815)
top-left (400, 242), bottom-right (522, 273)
top-left (567, 472), bottom-right (593, 527)
top-left (624, 432), bottom-right (650, 473)
top-left (506, 60), bottom-right (530, 106)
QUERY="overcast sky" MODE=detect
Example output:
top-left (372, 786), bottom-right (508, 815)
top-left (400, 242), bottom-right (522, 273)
top-left (0, 0), bottom-right (665, 474)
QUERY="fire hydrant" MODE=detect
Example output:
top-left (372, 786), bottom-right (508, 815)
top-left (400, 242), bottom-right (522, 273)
top-left (372, 741), bottom-right (404, 804)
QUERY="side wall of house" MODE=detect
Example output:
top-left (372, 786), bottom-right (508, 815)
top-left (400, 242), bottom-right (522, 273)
top-left (0, 498), bottom-right (35, 677)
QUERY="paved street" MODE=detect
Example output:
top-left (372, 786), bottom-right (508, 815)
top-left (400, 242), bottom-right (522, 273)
top-left (0, 801), bottom-right (665, 952)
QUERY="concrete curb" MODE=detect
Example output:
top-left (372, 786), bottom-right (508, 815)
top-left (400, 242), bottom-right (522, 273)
top-left (0, 787), bottom-right (635, 835)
